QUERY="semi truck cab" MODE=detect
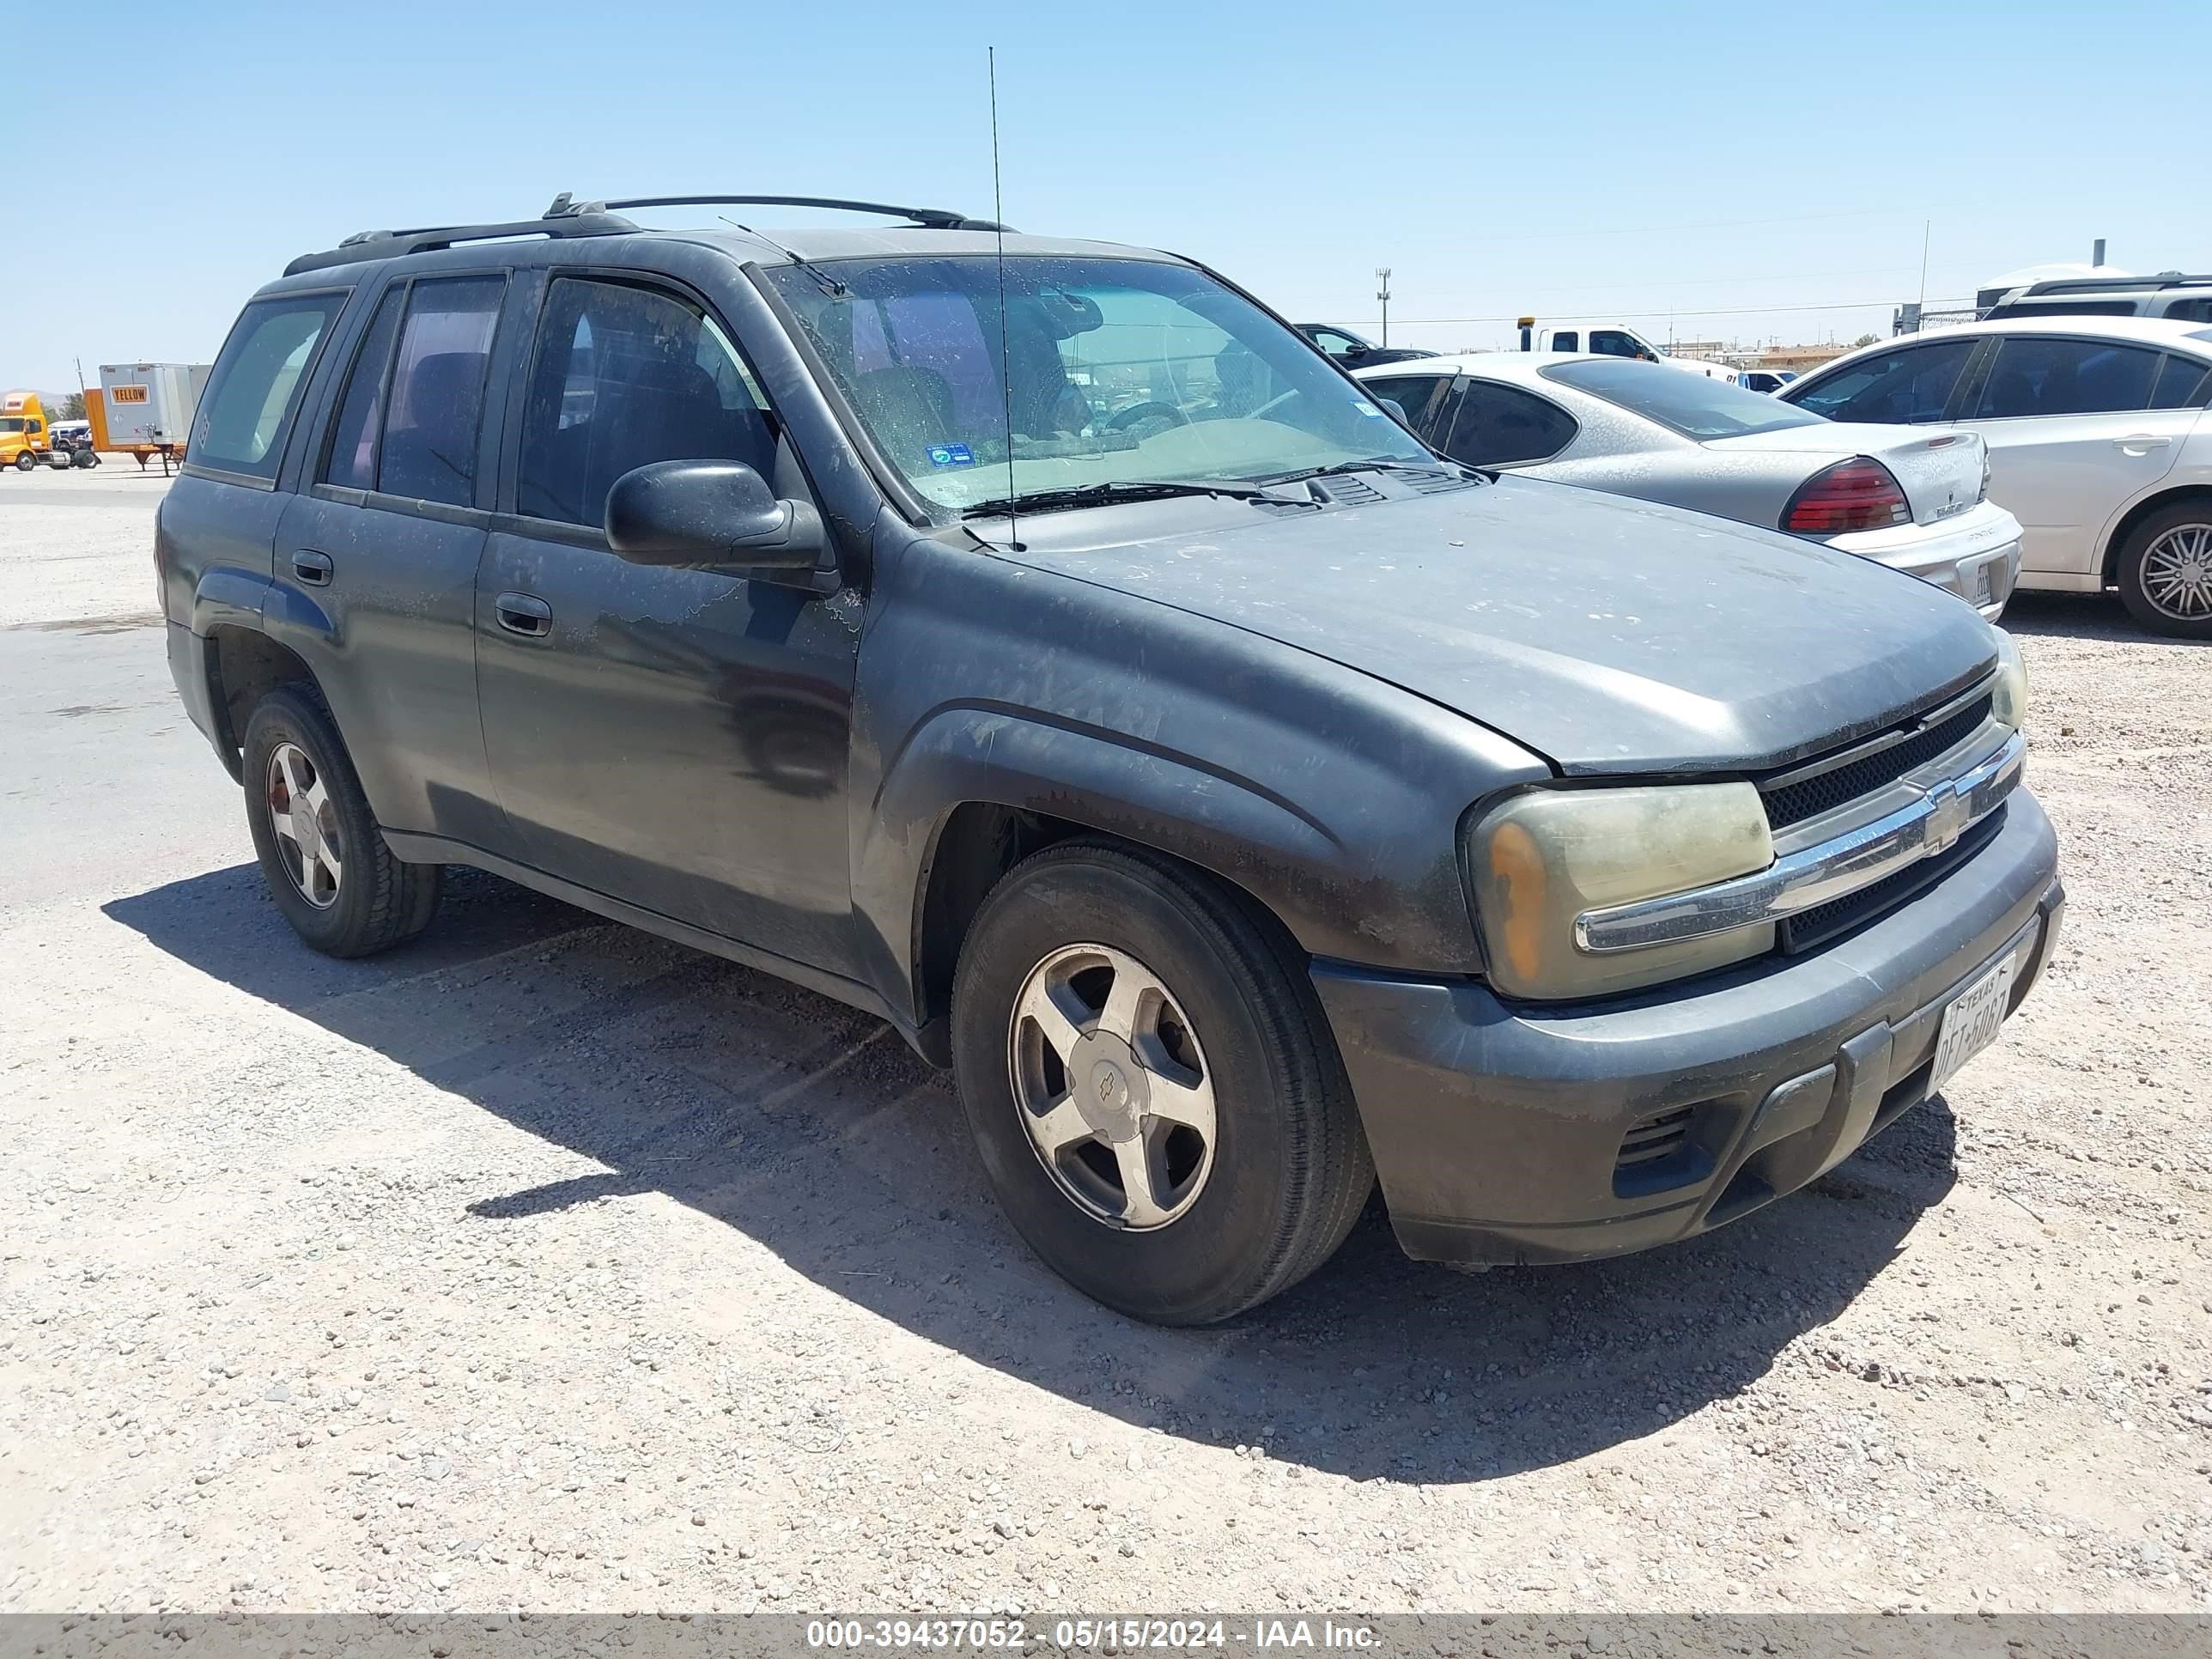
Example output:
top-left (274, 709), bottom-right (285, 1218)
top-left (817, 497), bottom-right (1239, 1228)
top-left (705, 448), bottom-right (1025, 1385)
top-left (1, 390), bottom-right (52, 471)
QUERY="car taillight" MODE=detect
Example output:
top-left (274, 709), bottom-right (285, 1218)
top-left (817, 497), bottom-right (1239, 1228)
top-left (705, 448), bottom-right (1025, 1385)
top-left (1979, 448), bottom-right (1991, 504)
top-left (1781, 458), bottom-right (1911, 534)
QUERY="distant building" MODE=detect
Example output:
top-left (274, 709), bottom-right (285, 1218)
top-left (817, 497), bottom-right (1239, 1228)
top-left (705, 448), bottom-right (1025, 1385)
top-left (1752, 343), bottom-right (1850, 373)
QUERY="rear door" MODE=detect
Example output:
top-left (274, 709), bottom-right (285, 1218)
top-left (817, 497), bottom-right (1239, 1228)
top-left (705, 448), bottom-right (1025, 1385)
top-left (1959, 335), bottom-right (2185, 580)
top-left (1434, 377), bottom-right (1581, 469)
top-left (1357, 370), bottom-right (1456, 446)
top-left (473, 270), bottom-right (860, 975)
top-left (267, 272), bottom-right (514, 848)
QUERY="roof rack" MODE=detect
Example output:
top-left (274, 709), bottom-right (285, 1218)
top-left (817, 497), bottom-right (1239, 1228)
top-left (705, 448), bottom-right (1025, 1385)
top-left (545, 192), bottom-right (1012, 233)
top-left (282, 192), bottom-right (1014, 278)
top-left (2018, 271), bottom-right (2207, 297)
top-left (283, 207), bottom-right (641, 276)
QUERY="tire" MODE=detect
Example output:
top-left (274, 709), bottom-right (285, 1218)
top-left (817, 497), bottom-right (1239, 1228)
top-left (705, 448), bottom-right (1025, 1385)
top-left (12, 451), bottom-right (35, 471)
top-left (951, 840), bottom-right (1374, 1325)
top-left (2116, 501), bottom-right (2212, 639)
top-left (240, 684), bottom-right (441, 957)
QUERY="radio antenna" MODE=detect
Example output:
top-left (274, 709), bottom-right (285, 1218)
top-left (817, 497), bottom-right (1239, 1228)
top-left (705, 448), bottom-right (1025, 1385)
top-left (988, 46), bottom-right (1020, 551)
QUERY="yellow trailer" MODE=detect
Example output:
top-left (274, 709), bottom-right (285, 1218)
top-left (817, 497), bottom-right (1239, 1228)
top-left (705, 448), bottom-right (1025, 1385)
top-left (86, 385), bottom-right (191, 471)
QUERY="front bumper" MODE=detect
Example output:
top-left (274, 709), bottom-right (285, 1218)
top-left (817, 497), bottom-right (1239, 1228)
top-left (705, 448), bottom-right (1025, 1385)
top-left (1830, 500), bottom-right (2021, 619)
top-left (1315, 789), bottom-right (2061, 1268)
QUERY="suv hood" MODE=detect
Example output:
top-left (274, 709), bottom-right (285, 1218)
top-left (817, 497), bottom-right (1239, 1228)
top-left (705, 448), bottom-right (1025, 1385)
top-left (1000, 476), bottom-right (1998, 775)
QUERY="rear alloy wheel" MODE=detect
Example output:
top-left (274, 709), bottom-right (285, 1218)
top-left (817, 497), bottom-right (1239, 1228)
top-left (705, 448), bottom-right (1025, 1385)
top-left (951, 841), bottom-right (1374, 1325)
top-left (2118, 504), bottom-right (2212, 638)
top-left (241, 685), bottom-right (441, 957)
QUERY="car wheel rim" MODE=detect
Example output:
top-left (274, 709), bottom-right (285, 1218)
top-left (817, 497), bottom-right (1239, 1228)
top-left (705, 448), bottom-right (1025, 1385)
top-left (1006, 942), bottom-right (1218, 1231)
top-left (2140, 523), bottom-right (2212, 621)
top-left (265, 740), bottom-right (343, 910)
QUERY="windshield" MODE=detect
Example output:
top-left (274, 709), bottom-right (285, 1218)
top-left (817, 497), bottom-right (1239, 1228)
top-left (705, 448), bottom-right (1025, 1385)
top-left (763, 255), bottom-right (1431, 513)
top-left (1541, 358), bottom-right (1829, 439)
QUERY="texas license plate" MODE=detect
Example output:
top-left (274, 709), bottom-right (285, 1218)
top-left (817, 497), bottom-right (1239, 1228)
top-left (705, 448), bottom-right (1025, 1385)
top-left (1969, 561), bottom-right (1993, 605)
top-left (1929, 952), bottom-right (2018, 1091)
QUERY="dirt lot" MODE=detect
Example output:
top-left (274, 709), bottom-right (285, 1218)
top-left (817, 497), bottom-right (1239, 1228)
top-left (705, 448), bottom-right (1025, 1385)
top-left (2, 467), bottom-right (2209, 1617)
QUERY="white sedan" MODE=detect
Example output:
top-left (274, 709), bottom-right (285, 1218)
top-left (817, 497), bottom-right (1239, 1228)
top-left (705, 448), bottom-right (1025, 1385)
top-left (1355, 352), bottom-right (2021, 617)
top-left (1778, 316), bottom-right (2212, 635)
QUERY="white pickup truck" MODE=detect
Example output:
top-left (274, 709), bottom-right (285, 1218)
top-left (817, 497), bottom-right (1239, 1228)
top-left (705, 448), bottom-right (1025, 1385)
top-left (1516, 319), bottom-right (1738, 383)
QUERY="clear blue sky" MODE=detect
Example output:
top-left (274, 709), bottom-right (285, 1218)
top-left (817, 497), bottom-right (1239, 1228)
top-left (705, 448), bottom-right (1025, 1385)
top-left (11, 0), bottom-right (2209, 392)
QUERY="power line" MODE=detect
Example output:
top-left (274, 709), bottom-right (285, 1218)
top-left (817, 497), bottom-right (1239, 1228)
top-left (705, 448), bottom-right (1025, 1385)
top-left (1349, 295), bottom-right (1974, 327)
top-left (1469, 204), bottom-right (1927, 242)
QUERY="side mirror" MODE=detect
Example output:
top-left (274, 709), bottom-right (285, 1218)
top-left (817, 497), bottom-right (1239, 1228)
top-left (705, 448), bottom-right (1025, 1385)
top-left (1376, 398), bottom-right (1409, 424)
top-left (605, 459), bottom-right (832, 587)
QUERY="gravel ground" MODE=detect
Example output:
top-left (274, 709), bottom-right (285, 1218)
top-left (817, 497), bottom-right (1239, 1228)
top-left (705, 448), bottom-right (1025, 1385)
top-left (2, 470), bottom-right (2208, 1617)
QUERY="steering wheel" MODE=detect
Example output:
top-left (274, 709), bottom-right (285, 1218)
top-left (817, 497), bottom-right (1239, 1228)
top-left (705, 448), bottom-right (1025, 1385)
top-left (1105, 400), bottom-right (1189, 432)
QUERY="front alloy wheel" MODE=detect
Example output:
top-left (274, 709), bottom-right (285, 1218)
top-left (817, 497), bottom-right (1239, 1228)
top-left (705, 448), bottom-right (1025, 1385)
top-left (951, 840), bottom-right (1374, 1325)
top-left (1010, 943), bottom-right (1218, 1230)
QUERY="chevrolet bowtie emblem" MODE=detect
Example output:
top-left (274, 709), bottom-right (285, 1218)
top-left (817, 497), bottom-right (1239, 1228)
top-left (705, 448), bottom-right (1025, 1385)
top-left (1924, 781), bottom-right (1969, 854)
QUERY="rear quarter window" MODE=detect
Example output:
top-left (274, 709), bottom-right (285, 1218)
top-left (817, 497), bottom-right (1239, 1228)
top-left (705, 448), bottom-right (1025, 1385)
top-left (190, 292), bottom-right (347, 481)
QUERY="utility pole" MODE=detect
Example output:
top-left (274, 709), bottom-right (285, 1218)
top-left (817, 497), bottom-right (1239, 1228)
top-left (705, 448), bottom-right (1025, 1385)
top-left (1375, 268), bottom-right (1392, 347)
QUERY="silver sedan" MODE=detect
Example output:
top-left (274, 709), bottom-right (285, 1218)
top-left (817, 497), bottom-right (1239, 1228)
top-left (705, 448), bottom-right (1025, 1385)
top-left (1354, 352), bottom-right (2021, 617)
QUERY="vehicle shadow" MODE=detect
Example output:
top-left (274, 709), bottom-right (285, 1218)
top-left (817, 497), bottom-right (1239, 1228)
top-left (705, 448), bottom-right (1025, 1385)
top-left (2001, 591), bottom-right (2207, 646)
top-left (105, 865), bottom-right (1959, 1486)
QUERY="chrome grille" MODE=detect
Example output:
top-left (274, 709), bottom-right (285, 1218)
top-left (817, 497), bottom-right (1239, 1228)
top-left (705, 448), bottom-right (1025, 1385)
top-left (1761, 694), bottom-right (1993, 831)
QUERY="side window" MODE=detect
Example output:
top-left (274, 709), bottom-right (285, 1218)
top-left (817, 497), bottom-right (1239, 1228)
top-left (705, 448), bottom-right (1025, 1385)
top-left (1439, 380), bottom-right (1578, 466)
top-left (516, 278), bottom-right (778, 528)
top-left (1589, 330), bottom-right (1645, 360)
top-left (1551, 331), bottom-right (1579, 352)
top-left (1791, 338), bottom-right (1976, 424)
top-left (190, 292), bottom-right (346, 479)
top-left (1972, 337), bottom-right (2160, 420)
top-left (1360, 374), bottom-right (1451, 437)
top-left (375, 276), bottom-right (504, 507)
top-left (319, 288), bottom-right (404, 490)
top-left (2162, 298), bottom-right (2212, 325)
top-left (2150, 356), bottom-right (2211, 410)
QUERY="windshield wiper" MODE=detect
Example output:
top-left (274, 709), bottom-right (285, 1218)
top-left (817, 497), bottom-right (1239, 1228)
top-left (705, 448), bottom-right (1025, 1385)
top-left (958, 478), bottom-right (1266, 518)
top-left (1252, 455), bottom-right (1462, 487)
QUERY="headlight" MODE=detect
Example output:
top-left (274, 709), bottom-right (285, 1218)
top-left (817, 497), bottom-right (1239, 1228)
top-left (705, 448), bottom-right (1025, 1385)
top-left (1990, 628), bottom-right (2028, 730)
top-left (1468, 782), bottom-right (1776, 1000)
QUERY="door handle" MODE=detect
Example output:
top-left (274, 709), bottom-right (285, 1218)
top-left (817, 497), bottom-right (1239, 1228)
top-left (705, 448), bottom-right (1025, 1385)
top-left (2115, 434), bottom-right (2172, 453)
top-left (495, 592), bottom-right (553, 639)
top-left (291, 550), bottom-right (333, 586)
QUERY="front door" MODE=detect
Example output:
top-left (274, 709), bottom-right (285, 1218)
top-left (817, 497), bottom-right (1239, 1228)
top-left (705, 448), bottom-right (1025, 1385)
top-left (473, 272), bottom-right (860, 976)
top-left (1960, 335), bottom-right (2189, 580)
top-left (270, 272), bottom-right (511, 848)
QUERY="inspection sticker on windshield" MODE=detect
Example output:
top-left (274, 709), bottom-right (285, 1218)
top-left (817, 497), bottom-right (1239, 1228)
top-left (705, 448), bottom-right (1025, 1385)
top-left (928, 443), bottom-right (975, 467)
top-left (1351, 399), bottom-right (1386, 417)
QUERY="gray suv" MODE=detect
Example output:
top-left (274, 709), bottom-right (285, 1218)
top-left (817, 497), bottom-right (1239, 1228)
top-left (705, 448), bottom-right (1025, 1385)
top-left (159, 194), bottom-right (2063, 1324)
